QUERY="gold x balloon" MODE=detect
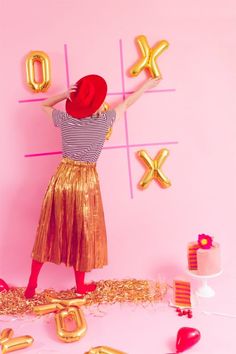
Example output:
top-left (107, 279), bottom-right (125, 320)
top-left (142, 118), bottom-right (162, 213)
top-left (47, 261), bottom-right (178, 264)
top-left (0, 328), bottom-right (34, 354)
top-left (130, 35), bottom-right (169, 78)
top-left (137, 149), bottom-right (171, 189)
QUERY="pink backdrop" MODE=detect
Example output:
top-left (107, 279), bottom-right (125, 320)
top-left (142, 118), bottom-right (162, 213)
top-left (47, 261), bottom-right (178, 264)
top-left (1, 1), bottom-right (236, 353)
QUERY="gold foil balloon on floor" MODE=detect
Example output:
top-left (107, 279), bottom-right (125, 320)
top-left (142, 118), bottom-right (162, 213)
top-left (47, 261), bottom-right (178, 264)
top-left (137, 149), bottom-right (171, 189)
top-left (55, 306), bottom-right (87, 343)
top-left (46, 295), bottom-right (86, 307)
top-left (34, 302), bottom-right (64, 316)
top-left (0, 329), bottom-right (33, 354)
top-left (87, 346), bottom-right (127, 354)
top-left (130, 35), bottom-right (169, 78)
top-left (34, 296), bottom-right (87, 343)
top-left (0, 329), bottom-right (14, 345)
top-left (26, 51), bottom-right (51, 92)
top-left (2, 336), bottom-right (34, 354)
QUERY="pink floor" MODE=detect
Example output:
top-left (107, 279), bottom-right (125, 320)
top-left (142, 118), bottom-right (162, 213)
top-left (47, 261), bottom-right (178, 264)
top-left (1, 273), bottom-right (235, 354)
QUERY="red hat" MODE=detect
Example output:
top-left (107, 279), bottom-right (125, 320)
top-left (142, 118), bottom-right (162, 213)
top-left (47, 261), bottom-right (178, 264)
top-left (65, 74), bottom-right (107, 119)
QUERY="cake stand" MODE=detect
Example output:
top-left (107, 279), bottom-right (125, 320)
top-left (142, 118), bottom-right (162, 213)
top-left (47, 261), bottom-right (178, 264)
top-left (187, 270), bottom-right (222, 298)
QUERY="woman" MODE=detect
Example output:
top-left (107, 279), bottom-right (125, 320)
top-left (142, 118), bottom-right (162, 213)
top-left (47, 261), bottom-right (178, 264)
top-left (24, 74), bottom-right (161, 298)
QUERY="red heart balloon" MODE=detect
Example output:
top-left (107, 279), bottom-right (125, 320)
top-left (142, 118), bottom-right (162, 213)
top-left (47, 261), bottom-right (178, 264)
top-left (176, 327), bottom-right (201, 352)
top-left (0, 279), bottom-right (10, 292)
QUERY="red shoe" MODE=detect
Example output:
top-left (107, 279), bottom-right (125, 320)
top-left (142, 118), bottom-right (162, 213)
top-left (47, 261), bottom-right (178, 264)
top-left (24, 285), bottom-right (37, 299)
top-left (76, 282), bottom-right (97, 295)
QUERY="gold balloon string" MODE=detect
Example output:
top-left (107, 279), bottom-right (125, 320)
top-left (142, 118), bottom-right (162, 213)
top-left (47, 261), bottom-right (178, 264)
top-left (0, 279), bottom-right (168, 317)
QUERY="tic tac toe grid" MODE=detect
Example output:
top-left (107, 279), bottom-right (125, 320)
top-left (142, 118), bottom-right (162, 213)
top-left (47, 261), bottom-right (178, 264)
top-left (19, 40), bottom-right (178, 199)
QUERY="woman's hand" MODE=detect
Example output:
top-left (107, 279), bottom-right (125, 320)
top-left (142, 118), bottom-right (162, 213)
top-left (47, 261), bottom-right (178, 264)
top-left (114, 76), bottom-right (162, 117)
top-left (64, 84), bottom-right (77, 101)
top-left (143, 77), bottom-right (162, 90)
top-left (41, 84), bottom-right (78, 116)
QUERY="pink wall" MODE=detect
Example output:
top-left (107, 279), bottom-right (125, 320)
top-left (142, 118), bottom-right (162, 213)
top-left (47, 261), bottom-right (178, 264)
top-left (1, 0), bottom-right (236, 293)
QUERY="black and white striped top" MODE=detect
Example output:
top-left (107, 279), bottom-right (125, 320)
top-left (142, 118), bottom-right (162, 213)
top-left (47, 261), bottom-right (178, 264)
top-left (52, 108), bottom-right (116, 163)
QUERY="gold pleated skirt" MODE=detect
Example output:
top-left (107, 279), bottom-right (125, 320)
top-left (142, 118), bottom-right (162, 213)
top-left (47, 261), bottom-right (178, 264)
top-left (32, 157), bottom-right (108, 271)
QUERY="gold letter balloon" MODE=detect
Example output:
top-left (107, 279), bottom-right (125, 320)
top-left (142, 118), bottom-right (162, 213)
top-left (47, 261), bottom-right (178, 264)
top-left (88, 346), bottom-right (127, 354)
top-left (26, 51), bottom-right (51, 92)
top-left (34, 296), bottom-right (87, 343)
top-left (130, 35), bottom-right (169, 78)
top-left (137, 149), bottom-right (171, 189)
top-left (0, 328), bottom-right (33, 354)
top-left (55, 306), bottom-right (87, 343)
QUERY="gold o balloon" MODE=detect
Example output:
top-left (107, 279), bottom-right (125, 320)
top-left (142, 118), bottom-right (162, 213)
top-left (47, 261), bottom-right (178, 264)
top-left (130, 35), bottom-right (169, 78)
top-left (26, 51), bottom-right (51, 92)
top-left (137, 149), bottom-right (171, 189)
top-left (33, 297), bottom-right (87, 343)
top-left (55, 306), bottom-right (87, 343)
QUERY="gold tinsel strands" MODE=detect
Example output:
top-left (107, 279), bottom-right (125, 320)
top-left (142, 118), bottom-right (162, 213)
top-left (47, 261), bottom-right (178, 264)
top-left (0, 279), bottom-right (168, 317)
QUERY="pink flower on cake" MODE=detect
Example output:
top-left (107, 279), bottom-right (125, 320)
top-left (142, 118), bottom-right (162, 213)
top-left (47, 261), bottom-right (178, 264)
top-left (198, 234), bottom-right (213, 249)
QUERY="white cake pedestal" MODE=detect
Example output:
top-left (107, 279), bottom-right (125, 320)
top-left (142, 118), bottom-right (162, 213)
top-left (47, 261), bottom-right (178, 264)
top-left (187, 270), bottom-right (222, 298)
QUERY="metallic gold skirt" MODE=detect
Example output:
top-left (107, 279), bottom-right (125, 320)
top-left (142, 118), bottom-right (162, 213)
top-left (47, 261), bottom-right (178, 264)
top-left (32, 157), bottom-right (108, 271)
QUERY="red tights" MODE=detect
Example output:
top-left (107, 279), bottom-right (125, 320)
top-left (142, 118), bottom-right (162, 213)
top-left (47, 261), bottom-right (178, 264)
top-left (24, 260), bottom-right (96, 299)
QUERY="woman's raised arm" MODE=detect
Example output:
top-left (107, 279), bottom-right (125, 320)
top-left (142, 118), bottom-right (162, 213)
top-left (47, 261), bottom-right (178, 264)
top-left (114, 77), bottom-right (161, 118)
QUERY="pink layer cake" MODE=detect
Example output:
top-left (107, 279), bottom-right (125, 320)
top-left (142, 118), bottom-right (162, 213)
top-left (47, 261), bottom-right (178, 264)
top-left (187, 235), bottom-right (221, 276)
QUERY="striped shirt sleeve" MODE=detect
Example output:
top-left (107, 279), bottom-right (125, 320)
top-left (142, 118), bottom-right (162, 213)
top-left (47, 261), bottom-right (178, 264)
top-left (52, 109), bottom-right (68, 128)
top-left (105, 109), bottom-right (116, 128)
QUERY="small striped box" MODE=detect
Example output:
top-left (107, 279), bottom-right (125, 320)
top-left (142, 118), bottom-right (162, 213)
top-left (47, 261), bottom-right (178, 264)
top-left (173, 279), bottom-right (191, 308)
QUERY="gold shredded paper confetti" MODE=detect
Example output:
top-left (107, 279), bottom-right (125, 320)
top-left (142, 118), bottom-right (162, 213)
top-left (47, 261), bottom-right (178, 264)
top-left (0, 279), bottom-right (168, 317)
